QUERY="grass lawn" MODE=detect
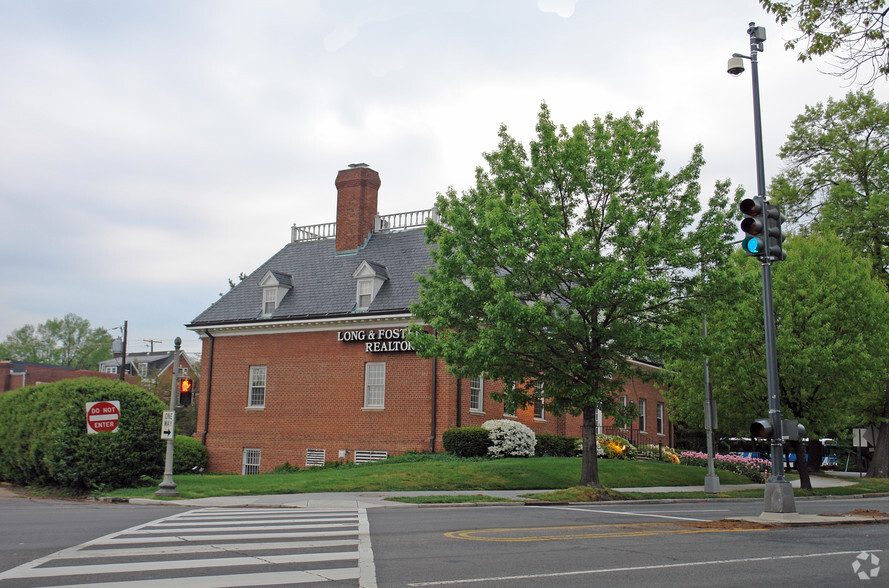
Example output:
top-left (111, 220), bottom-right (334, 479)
top-left (102, 455), bottom-right (759, 500)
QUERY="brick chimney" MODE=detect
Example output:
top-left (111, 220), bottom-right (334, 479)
top-left (335, 163), bottom-right (381, 252)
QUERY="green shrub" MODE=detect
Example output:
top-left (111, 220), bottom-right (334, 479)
top-left (442, 427), bottom-right (490, 457)
top-left (0, 378), bottom-right (165, 490)
top-left (597, 434), bottom-right (638, 459)
top-left (535, 434), bottom-right (578, 457)
top-left (173, 435), bottom-right (208, 474)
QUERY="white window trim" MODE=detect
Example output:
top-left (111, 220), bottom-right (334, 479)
top-left (259, 271), bottom-right (292, 317)
top-left (352, 261), bottom-right (388, 311)
top-left (639, 398), bottom-right (647, 433)
top-left (357, 279), bottom-right (373, 310)
top-left (363, 362), bottom-right (386, 409)
top-left (656, 402), bottom-right (665, 436)
top-left (533, 382), bottom-right (545, 421)
top-left (469, 375), bottom-right (484, 413)
top-left (248, 365), bottom-right (267, 408)
top-left (242, 447), bottom-right (261, 475)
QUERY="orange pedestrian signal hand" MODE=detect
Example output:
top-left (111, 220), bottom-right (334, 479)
top-left (179, 378), bottom-right (194, 394)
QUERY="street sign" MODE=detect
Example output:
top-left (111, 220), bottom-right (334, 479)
top-left (853, 428), bottom-right (868, 447)
top-left (86, 401), bottom-right (120, 434)
top-left (161, 411), bottom-right (175, 440)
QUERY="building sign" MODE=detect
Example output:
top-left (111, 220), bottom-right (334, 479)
top-left (337, 328), bottom-right (415, 353)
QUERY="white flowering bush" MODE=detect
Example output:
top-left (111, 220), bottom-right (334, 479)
top-left (482, 419), bottom-right (537, 458)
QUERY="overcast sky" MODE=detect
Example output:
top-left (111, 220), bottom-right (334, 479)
top-left (0, 0), bottom-right (874, 354)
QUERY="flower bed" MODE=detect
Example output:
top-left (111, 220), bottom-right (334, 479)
top-left (680, 451), bottom-right (771, 483)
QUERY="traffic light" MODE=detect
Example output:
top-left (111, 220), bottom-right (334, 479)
top-left (750, 418), bottom-right (773, 439)
top-left (765, 203), bottom-right (787, 261)
top-left (739, 197), bottom-right (767, 257)
top-left (178, 378), bottom-right (194, 407)
top-left (751, 418), bottom-right (805, 440)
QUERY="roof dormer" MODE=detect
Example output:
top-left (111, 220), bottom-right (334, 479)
top-left (352, 260), bottom-right (388, 311)
top-left (259, 271), bottom-right (292, 317)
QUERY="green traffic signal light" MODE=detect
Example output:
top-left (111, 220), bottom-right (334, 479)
top-left (739, 197), bottom-right (767, 257)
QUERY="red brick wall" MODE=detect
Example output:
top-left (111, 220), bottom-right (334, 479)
top-left (197, 329), bottom-right (671, 473)
top-left (0, 361), bottom-right (126, 393)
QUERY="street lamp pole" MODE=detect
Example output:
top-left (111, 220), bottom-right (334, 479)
top-left (156, 336), bottom-right (181, 497)
top-left (730, 22), bottom-right (795, 514)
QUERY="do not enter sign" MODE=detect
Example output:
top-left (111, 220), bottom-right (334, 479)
top-left (86, 401), bottom-right (120, 434)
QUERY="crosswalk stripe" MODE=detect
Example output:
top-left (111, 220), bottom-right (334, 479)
top-left (60, 539), bottom-right (360, 558)
top-left (126, 522), bottom-right (357, 533)
top-left (50, 566), bottom-right (362, 588)
top-left (3, 551), bottom-right (359, 579)
top-left (92, 529), bottom-right (360, 544)
top-left (149, 515), bottom-right (358, 526)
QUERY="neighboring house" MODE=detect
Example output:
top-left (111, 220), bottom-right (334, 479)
top-left (98, 350), bottom-right (196, 382)
top-left (0, 360), bottom-right (126, 393)
top-left (187, 164), bottom-right (672, 474)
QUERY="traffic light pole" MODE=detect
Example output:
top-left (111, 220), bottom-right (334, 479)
top-left (156, 337), bottom-right (181, 497)
top-left (746, 23), bottom-right (795, 514)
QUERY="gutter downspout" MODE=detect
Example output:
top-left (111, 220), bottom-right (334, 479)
top-left (201, 330), bottom-right (215, 445)
top-left (430, 354), bottom-right (437, 453)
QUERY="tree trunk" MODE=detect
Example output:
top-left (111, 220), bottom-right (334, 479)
top-left (581, 405), bottom-right (602, 487)
top-left (808, 439), bottom-right (823, 473)
top-left (795, 440), bottom-right (812, 490)
top-left (866, 379), bottom-right (889, 478)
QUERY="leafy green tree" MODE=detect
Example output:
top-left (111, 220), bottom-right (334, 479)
top-left (759, 0), bottom-right (889, 83)
top-left (409, 103), bottom-right (738, 487)
top-left (664, 234), bottom-right (889, 486)
top-left (0, 313), bottom-right (112, 370)
top-left (771, 89), bottom-right (889, 477)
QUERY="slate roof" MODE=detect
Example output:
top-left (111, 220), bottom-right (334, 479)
top-left (188, 227), bottom-right (433, 327)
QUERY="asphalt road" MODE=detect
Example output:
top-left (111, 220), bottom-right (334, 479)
top-left (1, 494), bottom-right (887, 587)
top-left (369, 498), bottom-right (889, 586)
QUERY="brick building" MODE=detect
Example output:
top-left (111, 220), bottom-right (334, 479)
top-left (0, 360), bottom-right (125, 393)
top-left (187, 164), bottom-right (671, 474)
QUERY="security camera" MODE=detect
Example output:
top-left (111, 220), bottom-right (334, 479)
top-left (727, 56), bottom-right (745, 76)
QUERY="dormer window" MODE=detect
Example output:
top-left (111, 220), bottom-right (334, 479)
top-left (259, 271), bottom-right (292, 317)
top-left (352, 260), bottom-right (388, 311)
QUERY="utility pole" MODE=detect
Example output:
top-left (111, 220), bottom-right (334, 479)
top-left (118, 321), bottom-right (128, 381)
top-left (143, 338), bottom-right (162, 353)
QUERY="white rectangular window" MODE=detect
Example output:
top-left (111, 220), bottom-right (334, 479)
top-left (263, 288), bottom-right (276, 315)
top-left (137, 363), bottom-right (147, 378)
top-left (364, 362), bottom-right (385, 408)
top-left (249, 365), bottom-right (267, 407)
top-left (533, 382), bottom-right (545, 420)
top-left (657, 402), bottom-right (665, 435)
top-left (242, 448), bottom-right (261, 475)
top-left (469, 375), bottom-right (483, 413)
top-left (357, 279), bottom-right (373, 309)
top-left (638, 398), bottom-right (647, 432)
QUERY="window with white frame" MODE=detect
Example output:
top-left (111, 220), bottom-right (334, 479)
top-left (503, 400), bottom-right (516, 418)
top-left (248, 365), bottom-right (267, 407)
top-left (137, 363), bottom-right (147, 378)
top-left (533, 382), bottom-right (545, 420)
top-left (638, 398), bottom-right (647, 432)
top-left (242, 448), bottom-right (261, 475)
top-left (469, 375), bottom-right (483, 413)
top-left (364, 362), bottom-right (385, 408)
top-left (102, 365), bottom-right (117, 374)
top-left (357, 279), bottom-right (373, 310)
top-left (263, 288), bottom-right (277, 315)
top-left (656, 402), bottom-right (665, 435)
